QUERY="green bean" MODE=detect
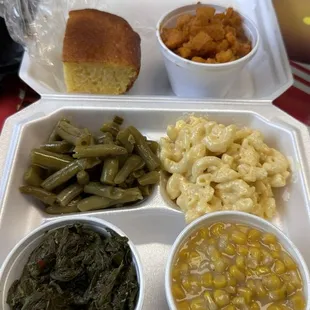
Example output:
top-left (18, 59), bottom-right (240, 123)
top-left (125, 175), bottom-right (135, 186)
top-left (77, 170), bottom-right (90, 185)
top-left (100, 158), bottom-right (119, 185)
top-left (133, 159), bottom-right (145, 171)
top-left (138, 171), bottom-right (160, 185)
top-left (40, 141), bottom-right (74, 154)
top-left (116, 128), bottom-right (135, 153)
top-left (139, 185), bottom-right (151, 196)
top-left (56, 183), bottom-right (83, 207)
top-left (77, 196), bottom-right (113, 212)
top-left (147, 140), bottom-right (159, 155)
top-left (117, 154), bottom-right (128, 168)
top-left (119, 183), bottom-right (128, 189)
top-left (128, 126), bottom-right (160, 171)
top-left (82, 128), bottom-right (95, 145)
top-left (41, 158), bottom-right (100, 191)
top-left (73, 144), bottom-right (127, 158)
top-left (84, 182), bottom-right (132, 199)
top-left (19, 186), bottom-right (56, 205)
top-left (23, 166), bottom-right (43, 186)
top-left (77, 188), bottom-right (143, 212)
top-left (97, 132), bottom-right (114, 145)
top-left (132, 169), bottom-right (145, 179)
top-left (47, 119), bottom-right (68, 142)
top-left (56, 120), bottom-right (91, 146)
top-left (45, 197), bottom-right (81, 214)
top-left (114, 155), bottom-right (144, 184)
top-left (31, 149), bottom-right (73, 170)
top-left (113, 115), bottom-right (124, 125)
top-left (100, 122), bottom-right (120, 136)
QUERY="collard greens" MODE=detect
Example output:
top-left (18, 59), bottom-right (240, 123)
top-left (7, 224), bottom-right (139, 310)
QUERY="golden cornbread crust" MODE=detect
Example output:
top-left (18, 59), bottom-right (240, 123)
top-left (63, 9), bottom-right (141, 71)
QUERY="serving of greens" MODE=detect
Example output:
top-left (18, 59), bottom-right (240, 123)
top-left (7, 224), bottom-right (139, 310)
top-left (19, 116), bottom-right (160, 214)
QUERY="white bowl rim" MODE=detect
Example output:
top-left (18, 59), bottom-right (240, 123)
top-left (156, 4), bottom-right (260, 69)
top-left (0, 216), bottom-right (145, 310)
top-left (165, 211), bottom-right (310, 310)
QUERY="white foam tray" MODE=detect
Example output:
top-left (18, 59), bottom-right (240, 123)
top-left (1, 97), bottom-right (310, 309)
top-left (19, 0), bottom-right (293, 100)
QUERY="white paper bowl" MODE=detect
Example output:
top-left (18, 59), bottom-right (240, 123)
top-left (0, 216), bottom-right (144, 310)
top-left (156, 4), bottom-right (260, 98)
top-left (165, 211), bottom-right (310, 310)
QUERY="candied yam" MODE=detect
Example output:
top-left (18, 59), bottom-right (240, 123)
top-left (205, 24), bottom-right (225, 41)
top-left (226, 32), bottom-right (237, 45)
top-left (192, 56), bottom-right (206, 63)
top-left (190, 31), bottom-right (213, 51)
top-left (216, 39), bottom-right (229, 53)
top-left (176, 14), bottom-right (193, 30)
top-left (189, 17), bottom-right (205, 36)
top-left (177, 47), bottom-right (193, 59)
top-left (196, 6), bottom-right (216, 20)
top-left (237, 42), bottom-right (252, 57)
top-left (225, 25), bottom-right (237, 36)
top-left (206, 58), bottom-right (217, 64)
top-left (216, 49), bottom-right (234, 63)
top-left (162, 28), bottom-right (186, 49)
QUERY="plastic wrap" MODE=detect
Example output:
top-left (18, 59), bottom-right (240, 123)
top-left (2, 0), bottom-right (291, 98)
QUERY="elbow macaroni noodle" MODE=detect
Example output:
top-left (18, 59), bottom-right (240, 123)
top-left (160, 116), bottom-right (290, 223)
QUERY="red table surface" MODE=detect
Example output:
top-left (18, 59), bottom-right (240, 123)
top-left (0, 60), bottom-right (310, 132)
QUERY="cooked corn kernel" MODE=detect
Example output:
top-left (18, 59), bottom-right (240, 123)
top-left (176, 301), bottom-right (190, 310)
top-left (211, 223), bottom-right (225, 236)
top-left (214, 290), bottom-right (230, 307)
top-left (201, 272), bottom-right (213, 288)
top-left (262, 274), bottom-right (282, 290)
top-left (269, 285), bottom-right (287, 301)
top-left (214, 259), bottom-right (227, 273)
top-left (204, 291), bottom-right (218, 309)
top-left (237, 245), bottom-right (249, 256)
top-left (231, 230), bottom-right (247, 244)
top-left (232, 296), bottom-right (246, 307)
top-left (282, 252), bottom-right (297, 270)
top-left (224, 244), bottom-right (236, 256)
top-left (238, 287), bottom-right (253, 304)
top-left (274, 260), bottom-right (286, 274)
top-left (213, 274), bottom-right (227, 288)
top-left (250, 302), bottom-right (260, 310)
top-left (229, 265), bottom-right (245, 282)
top-left (172, 283), bottom-right (185, 300)
top-left (256, 266), bottom-right (270, 275)
top-left (289, 292), bottom-right (306, 309)
top-left (267, 304), bottom-right (289, 310)
top-left (262, 233), bottom-right (277, 245)
top-left (190, 297), bottom-right (206, 310)
top-left (248, 229), bottom-right (261, 241)
top-left (223, 305), bottom-right (236, 310)
top-left (255, 280), bottom-right (267, 298)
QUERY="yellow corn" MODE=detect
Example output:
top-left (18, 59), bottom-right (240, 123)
top-left (229, 265), bottom-right (245, 282)
top-left (246, 279), bottom-right (256, 295)
top-left (238, 287), bottom-right (253, 304)
top-left (262, 233), bottom-right (277, 245)
top-left (198, 228), bottom-right (208, 240)
top-left (281, 252), bottom-right (297, 270)
top-left (226, 272), bottom-right (237, 286)
top-left (267, 304), bottom-right (289, 310)
top-left (237, 245), bottom-right (249, 256)
top-left (269, 285), bottom-right (287, 302)
top-left (290, 292), bottom-right (306, 310)
top-left (224, 244), bottom-right (236, 256)
top-left (262, 274), bottom-right (282, 290)
top-left (236, 256), bottom-right (245, 270)
top-left (223, 305), bottom-right (236, 310)
top-left (172, 283), bottom-right (185, 300)
top-left (250, 302), bottom-right (260, 310)
top-left (255, 280), bottom-right (267, 298)
top-left (213, 274), bottom-right (227, 289)
top-left (231, 230), bottom-right (247, 244)
top-left (213, 289), bottom-right (230, 307)
top-left (201, 272), bottom-right (213, 288)
top-left (210, 223), bottom-right (225, 236)
top-left (176, 301), bottom-right (190, 310)
top-left (248, 229), bottom-right (261, 241)
top-left (274, 260), bottom-right (286, 274)
top-left (256, 266), bottom-right (270, 275)
top-left (214, 259), bottom-right (227, 273)
top-left (189, 297), bottom-right (206, 310)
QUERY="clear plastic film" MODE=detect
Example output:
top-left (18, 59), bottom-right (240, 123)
top-left (1, 0), bottom-right (281, 97)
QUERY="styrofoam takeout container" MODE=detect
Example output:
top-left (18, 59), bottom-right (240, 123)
top-left (0, 216), bottom-right (144, 310)
top-left (18, 0), bottom-right (292, 100)
top-left (1, 98), bottom-right (310, 309)
top-left (156, 4), bottom-right (259, 98)
top-left (165, 211), bottom-right (310, 310)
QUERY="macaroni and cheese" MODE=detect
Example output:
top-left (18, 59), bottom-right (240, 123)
top-left (160, 116), bottom-right (290, 222)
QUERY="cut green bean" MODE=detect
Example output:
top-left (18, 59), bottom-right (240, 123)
top-left (47, 119), bottom-right (68, 142)
top-left (97, 132), bottom-right (114, 145)
top-left (132, 169), bottom-right (145, 179)
top-left (100, 158), bottom-right (119, 185)
top-left (56, 120), bottom-right (91, 146)
top-left (100, 122), bottom-right (120, 136)
top-left (31, 149), bottom-right (73, 170)
top-left (116, 128), bottom-right (135, 153)
top-left (147, 140), bottom-right (159, 155)
top-left (23, 166), bottom-right (43, 187)
top-left (113, 115), bottom-right (124, 125)
top-left (77, 196), bottom-right (113, 212)
top-left (41, 158), bottom-right (100, 191)
top-left (128, 126), bottom-right (160, 171)
top-left (139, 185), bottom-right (151, 196)
top-left (117, 154), bottom-right (128, 168)
top-left (56, 183), bottom-right (83, 207)
top-left (19, 186), bottom-right (56, 205)
top-left (84, 182), bottom-right (130, 199)
top-left (138, 171), bottom-right (160, 186)
top-left (73, 144), bottom-right (127, 158)
top-left (77, 188), bottom-right (143, 212)
top-left (77, 170), bottom-right (90, 185)
top-left (45, 197), bottom-right (81, 214)
top-left (40, 141), bottom-right (74, 154)
top-left (114, 155), bottom-right (144, 184)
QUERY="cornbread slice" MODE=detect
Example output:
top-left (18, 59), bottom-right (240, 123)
top-left (62, 9), bottom-right (141, 94)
